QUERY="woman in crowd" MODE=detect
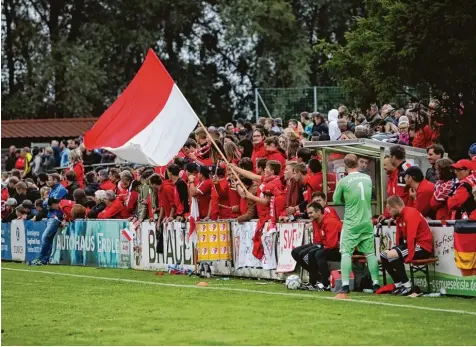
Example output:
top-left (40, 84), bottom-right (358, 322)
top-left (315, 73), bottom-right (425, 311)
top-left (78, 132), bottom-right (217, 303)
top-left (278, 134), bottom-right (289, 154)
top-left (41, 147), bottom-right (56, 172)
top-left (311, 113), bottom-right (329, 136)
top-left (69, 149), bottom-right (84, 188)
top-left (224, 142), bottom-right (242, 165)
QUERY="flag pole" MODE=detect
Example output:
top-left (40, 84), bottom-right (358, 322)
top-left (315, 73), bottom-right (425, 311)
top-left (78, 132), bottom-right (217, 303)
top-left (195, 118), bottom-right (247, 190)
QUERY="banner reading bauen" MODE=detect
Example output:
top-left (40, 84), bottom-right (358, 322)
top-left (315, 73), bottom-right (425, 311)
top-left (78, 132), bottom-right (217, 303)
top-left (50, 220), bottom-right (131, 268)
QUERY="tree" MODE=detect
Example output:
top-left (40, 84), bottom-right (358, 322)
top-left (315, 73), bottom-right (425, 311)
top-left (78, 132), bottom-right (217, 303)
top-left (324, 0), bottom-right (476, 158)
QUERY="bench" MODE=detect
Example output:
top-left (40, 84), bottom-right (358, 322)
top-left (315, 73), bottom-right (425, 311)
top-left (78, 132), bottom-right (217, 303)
top-left (351, 254), bottom-right (387, 285)
top-left (409, 258), bottom-right (438, 293)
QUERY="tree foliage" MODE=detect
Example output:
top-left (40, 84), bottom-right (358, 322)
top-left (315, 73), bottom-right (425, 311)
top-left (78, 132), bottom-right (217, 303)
top-left (1, 0), bottom-right (363, 124)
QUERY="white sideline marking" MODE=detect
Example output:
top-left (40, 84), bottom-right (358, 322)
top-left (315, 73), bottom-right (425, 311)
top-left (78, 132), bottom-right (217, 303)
top-left (3, 267), bottom-right (476, 317)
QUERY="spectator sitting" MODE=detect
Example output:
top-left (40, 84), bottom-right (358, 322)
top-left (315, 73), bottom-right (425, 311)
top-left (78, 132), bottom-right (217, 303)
top-left (339, 131), bottom-right (357, 140)
top-left (337, 117), bottom-right (348, 134)
top-left (98, 169), bottom-right (116, 191)
top-left (404, 166), bottom-right (435, 218)
top-left (1, 198), bottom-right (18, 223)
top-left (14, 181), bottom-right (40, 205)
top-left (87, 190), bottom-right (107, 218)
top-left (448, 160), bottom-right (476, 219)
top-left (42, 147), bottom-right (56, 172)
top-left (397, 117), bottom-right (410, 145)
top-left (98, 190), bottom-right (125, 219)
top-left (64, 171), bottom-right (80, 200)
top-left (84, 171), bottom-right (101, 196)
top-left (311, 191), bottom-right (340, 219)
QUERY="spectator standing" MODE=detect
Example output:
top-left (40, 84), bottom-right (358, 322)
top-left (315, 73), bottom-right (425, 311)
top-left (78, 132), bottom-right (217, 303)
top-left (64, 171), bottom-right (80, 200)
top-left (264, 137), bottom-right (286, 175)
top-left (237, 139), bottom-right (253, 159)
top-left (20, 148), bottom-right (33, 179)
top-left (70, 149), bottom-right (84, 188)
top-left (120, 180), bottom-right (141, 219)
top-left (448, 160), bottom-right (476, 219)
top-left (300, 112), bottom-right (314, 138)
top-left (188, 166), bottom-right (213, 219)
top-left (98, 170), bottom-right (116, 191)
top-left (167, 164), bottom-right (189, 220)
top-left (59, 140), bottom-right (70, 168)
top-left (14, 181), bottom-right (40, 205)
top-left (425, 145), bottom-right (444, 183)
top-left (430, 158), bottom-right (457, 220)
top-left (42, 147), bottom-right (56, 172)
top-left (251, 129), bottom-right (267, 172)
top-left (87, 190), bottom-right (107, 218)
top-left (83, 149), bottom-right (102, 168)
top-left (84, 171), bottom-right (101, 196)
top-left (51, 140), bottom-right (61, 167)
top-left (311, 113), bottom-right (328, 136)
top-left (1, 198), bottom-right (18, 223)
top-left (328, 109), bottom-right (341, 141)
top-left (5, 146), bottom-right (17, 172)
top-left (404, 167), bottom-right (435, 218)
top-left (30, 147), bottom-right (45, 177)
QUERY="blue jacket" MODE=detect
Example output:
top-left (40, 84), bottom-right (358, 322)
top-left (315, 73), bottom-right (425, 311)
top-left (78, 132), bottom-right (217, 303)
top-left (46, 183), bottom-right (68, 219)
top-left (60, 148), bottom-right (70, 167)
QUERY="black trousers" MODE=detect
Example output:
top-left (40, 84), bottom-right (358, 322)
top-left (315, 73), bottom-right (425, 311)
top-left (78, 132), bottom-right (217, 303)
top-left (380, 243), bottom-right (432, 284)
top-left (291, 243), bottom-right (341, 286)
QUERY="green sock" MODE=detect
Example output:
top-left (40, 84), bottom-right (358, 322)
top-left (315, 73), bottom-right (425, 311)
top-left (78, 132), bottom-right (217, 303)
top-left (341, 253), bottom-right (352, 284)
top-left (366, 253), bottom-right (380, 285)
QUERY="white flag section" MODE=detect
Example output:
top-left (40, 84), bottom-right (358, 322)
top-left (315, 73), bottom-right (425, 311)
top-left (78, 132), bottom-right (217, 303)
top-left (84, 49), bottom-right (198, 165)
top-left (276, 223), bottom-right (304, 273)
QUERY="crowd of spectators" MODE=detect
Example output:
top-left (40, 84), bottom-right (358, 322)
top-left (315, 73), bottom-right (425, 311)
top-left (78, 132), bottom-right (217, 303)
top-left (1, 101), bottom-right (476, 266)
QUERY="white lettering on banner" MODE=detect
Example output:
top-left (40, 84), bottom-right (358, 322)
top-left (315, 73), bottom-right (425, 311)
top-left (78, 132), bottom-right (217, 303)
top-left (432, 227), bottom-right (460, 276)
top-left (55, 234), bottom-right (95, 252)
top-left (96, 233), bottom-right (120, 254)
top-left (276, 223), bottom-right (304, 273)
top-left (10, 220), bottom-right (26, 261)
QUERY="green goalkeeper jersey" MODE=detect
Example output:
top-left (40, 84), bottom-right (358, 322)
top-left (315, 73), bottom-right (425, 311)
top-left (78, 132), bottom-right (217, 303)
top-left (333, 172), bottom-right (373, 234)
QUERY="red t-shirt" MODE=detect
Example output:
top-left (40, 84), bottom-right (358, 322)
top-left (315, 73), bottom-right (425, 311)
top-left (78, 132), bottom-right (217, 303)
top-left (159, 180), bottom-right (176, 217)
top-left (305, 172), bottom-right (337, 202)
top-left (266, 149), bottom-right (286, 176)
top-left (120, 191), bottom-right (139, 218)
top-left (211, 179), bottom-right (231, 219)
top-left (407, 179), bottom-right (435, 218)
top-left (251, 142), bottom-right (267, 172)
top-left (196, 179), bottom-right (213, 219)
top-left (98, 198), bottom-right (125, 219)
top-left (73, 162), bottom-right (84, 188)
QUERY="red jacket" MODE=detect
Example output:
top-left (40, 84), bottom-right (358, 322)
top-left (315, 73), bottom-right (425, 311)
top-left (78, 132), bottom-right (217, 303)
top-left (251, 142), bottom-right (267, 172)
top-left (305, 172), bottom-right (337, 202)
top-left (72, 162), bottom-right (84, 188)
top-left (412, 125), bottom-right (438, 149)
top-left (100, 180), bottom-right (116, 191)
top-left (195, 178), bottom-right (213, 219)
top-left (98, 198), bottom-right (125, 219)
top-left (116, 182), bottom-right (129, 202)
top-left (430, 179), bottom-right (457, 220)
top-left (211, 178), bottom-right (231, 219)
top-left (407, 179), bottom-right (435, 218)
top-left (324, 205), bottom-right (340, 220)
top-left (312, 214), bottom-right (342, 249)
top-left (158, 180), bottom-right (176, 218)
top-left (266, 149), bottom-right (286, 176)
top-left (395, 207), bottom-right (433, 262)
top-left (384, 162), bottom-right (411, 217)
top-left (120, 191), bottom-right (139, 218)
top-left (59, 200), bottom-right (75, 221)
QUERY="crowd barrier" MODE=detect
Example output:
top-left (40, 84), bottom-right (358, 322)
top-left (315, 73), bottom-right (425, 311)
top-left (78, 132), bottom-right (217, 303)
top-left (2, 219), bottom-right (475, 296)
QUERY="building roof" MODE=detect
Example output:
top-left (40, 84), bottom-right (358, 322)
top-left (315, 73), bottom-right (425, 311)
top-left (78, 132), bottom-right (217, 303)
top-left (1, 118), bottom-right (97, 139)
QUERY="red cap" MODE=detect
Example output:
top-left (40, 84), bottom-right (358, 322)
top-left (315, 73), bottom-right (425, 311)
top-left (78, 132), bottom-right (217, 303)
top-left (451, 159), bottom-right (474, 170)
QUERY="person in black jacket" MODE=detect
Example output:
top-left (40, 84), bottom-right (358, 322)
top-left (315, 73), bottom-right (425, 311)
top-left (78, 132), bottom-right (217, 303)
top-left (64, 171), bottom-right (80, 200)
top-left (311, 113), bottom-right (329, 136)
top-left (167, 163), bottom-right (189, 220)
top-left (84, 171), bottom-right (101, 197)
top-left (87, 190), bottom-right (107, 218)
top-left (14, 181), bottom-right (40, 205)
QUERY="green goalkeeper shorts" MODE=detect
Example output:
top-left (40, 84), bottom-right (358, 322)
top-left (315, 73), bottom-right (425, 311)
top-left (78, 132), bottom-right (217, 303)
top-left (340, 229), bottom-right (375, 255)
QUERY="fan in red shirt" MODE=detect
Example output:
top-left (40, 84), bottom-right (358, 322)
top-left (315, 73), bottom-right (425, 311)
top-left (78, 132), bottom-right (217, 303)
top-left (448, 160), bottom-right (476, 219)
top-left (116, 171), bottom-right (133, 202)
top-left (70, 150), bottom-right (85, 188)
top-left (430, 158), bottom-right (458, 220)
top-left (98, 190), bottom-right (125, 219)
top-left (380, 196), bottom-right (434, 296)
top-left (290, 202), bottom-right (342, 290)
top-left (120, 180), bottom-right (141, 219)
top-left (188, 165), bottom-right (213, 219)
top-left (403, 166), bottom-right (435, 218)
top-left (305, 159), bottom-right (337, 203)
top-left (98, 169), bottom-right (116, 191)
top-left (150, 173), bottom-right (176, 223)
top-left (251, 129), bottom-right (267, 173)
top-left (210, 166), bottom-right (233, 220)
top-left (264, 137), bottom-right (286, 176)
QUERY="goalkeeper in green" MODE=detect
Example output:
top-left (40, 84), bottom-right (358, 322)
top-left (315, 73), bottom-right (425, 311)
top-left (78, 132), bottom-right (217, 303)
top-left (333, 154), bottom-right (380, 297)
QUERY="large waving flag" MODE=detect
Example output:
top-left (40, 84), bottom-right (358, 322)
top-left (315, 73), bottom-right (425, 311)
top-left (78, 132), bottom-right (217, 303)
top-left (84, 49), bottom-right (198, 165)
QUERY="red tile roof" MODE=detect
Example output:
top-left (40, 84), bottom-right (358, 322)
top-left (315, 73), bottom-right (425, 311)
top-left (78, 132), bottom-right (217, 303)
top-left (1, 118), bottom-right (98, 139)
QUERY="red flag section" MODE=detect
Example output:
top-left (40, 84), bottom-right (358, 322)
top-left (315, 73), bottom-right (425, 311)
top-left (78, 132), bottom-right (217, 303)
top-left (84, 48), bottom-right (198, 165)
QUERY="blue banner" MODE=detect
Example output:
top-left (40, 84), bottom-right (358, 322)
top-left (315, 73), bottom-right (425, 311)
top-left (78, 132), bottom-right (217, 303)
top-left (50, 220), bottom-right (131, 268)
top-left (24, 220), bottom-right (47, 262)
top-left (1, 223), bottom-right (12, 261)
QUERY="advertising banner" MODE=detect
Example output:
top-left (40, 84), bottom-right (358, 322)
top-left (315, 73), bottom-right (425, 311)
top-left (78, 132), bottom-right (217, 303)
top-left (1, 223), bottom-right (12, 261)
top-left (24, 220), bottom-right (47, 262)
top-left (50, 220), bottom-right (131, 268)
top-left (10, 220), bottom-right (26, 262)
top-left (276, 222), bottom-right (305, 273)
top-left (377, 224), bottom-right (476, 296)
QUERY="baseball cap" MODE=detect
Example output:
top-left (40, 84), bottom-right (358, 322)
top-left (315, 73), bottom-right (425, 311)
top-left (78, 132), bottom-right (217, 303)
top-left (469, 143), bottom-right (476, 155)
top-left (404, 166), bottom-right (424, 181)
top-left (451, 159), bottom-right (473, 170)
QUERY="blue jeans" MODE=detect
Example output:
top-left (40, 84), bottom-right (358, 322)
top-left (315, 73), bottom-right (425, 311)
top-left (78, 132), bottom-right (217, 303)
top-left (39, 218), bottom-right (60, 264)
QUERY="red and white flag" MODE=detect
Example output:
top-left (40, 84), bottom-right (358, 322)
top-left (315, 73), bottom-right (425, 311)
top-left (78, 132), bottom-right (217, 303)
top-left (187, 197), bottom-right (200, 242)
top-left (122, 228), bottom-right (134, 242)
top-left (84, 49), bottom-right (198, 165)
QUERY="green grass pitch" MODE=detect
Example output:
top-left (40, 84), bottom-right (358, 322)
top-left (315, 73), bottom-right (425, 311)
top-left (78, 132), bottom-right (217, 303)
top-left (1, 263), bottom-right (476, 345)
